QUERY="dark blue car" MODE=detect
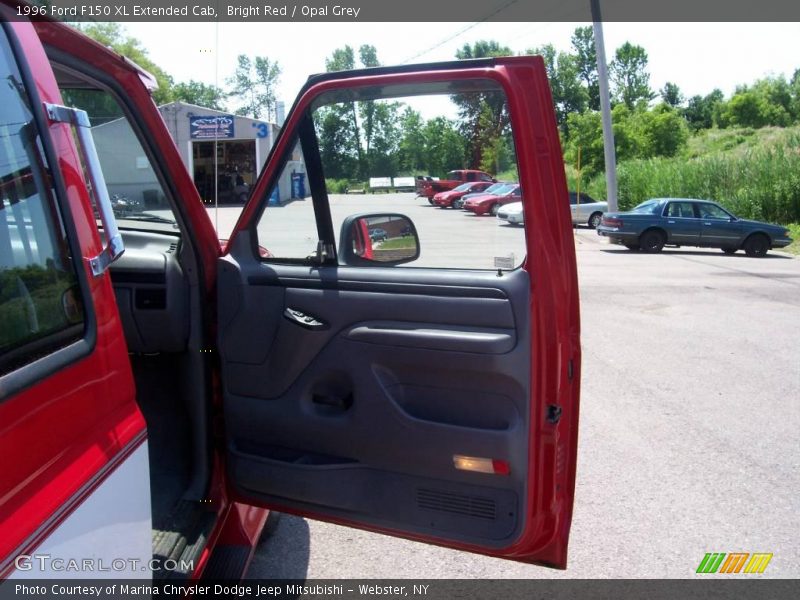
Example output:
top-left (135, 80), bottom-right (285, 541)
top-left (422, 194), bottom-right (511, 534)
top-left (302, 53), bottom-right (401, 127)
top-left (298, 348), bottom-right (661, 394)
top-left (596, 198), bottom-right (793, 257)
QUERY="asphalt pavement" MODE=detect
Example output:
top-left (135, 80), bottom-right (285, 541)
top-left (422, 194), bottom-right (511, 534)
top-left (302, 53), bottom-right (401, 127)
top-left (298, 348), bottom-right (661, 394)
top-left (206, 195), bottom-right (799, 579)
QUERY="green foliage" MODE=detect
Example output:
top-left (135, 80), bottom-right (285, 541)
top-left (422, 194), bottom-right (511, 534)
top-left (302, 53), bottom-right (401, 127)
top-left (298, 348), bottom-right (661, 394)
top-left (783, 223), bottom-right (800, 254)
top-left (630, 104), bottom-right (689, 157)
top-left (610, 42), bottom-right (654, 109)
top-left (226, 55), bottom-right (281, 120)
top-left (320, 45), bottom-right (385, 179)
top-left (397, 108), bottom-right (426, 174)
top-left (454, 41), bottom-right (512, 169)
top-left (455, 40), bottom-right (513, 60)
top-left (73, 23), bottom-right (174, 104)
top-left (422, 117), bottom-right (467, 177)
top-left (565, 103), bottom-right (689, 177)
top-left (660, 82), bottom-right (684, 107)
top-left (684, 90), bottom-right (724, 130)
top-left (0, 264), bottom-right (77, 351)
top-left (718, 77), bottom-right (794, 128)
top-left (571, 27), bottom-right (600, 111)
top-left (525, 45), bottom-right (588, 135)
top-left (316, 105), bottom-right (359, 180)
top-left (615, 129), bottom-right (800, 223)
top-left (324, 178), bottom-right (351, 194)
top-left (172, 80), bottom-right (227, 111)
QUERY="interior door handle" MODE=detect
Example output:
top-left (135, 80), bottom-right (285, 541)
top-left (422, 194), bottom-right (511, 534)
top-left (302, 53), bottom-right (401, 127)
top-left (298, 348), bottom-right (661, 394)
top-left (284, 308), bottom-right (328, 330)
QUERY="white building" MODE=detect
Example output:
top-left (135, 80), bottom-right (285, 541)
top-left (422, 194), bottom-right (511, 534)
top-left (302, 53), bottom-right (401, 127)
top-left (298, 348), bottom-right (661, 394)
top-left (157, 101), bottom-right (306, 204)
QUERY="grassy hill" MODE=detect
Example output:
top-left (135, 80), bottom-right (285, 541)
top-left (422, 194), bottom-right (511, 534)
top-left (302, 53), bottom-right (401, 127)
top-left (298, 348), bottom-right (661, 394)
top-left (568, 125), bottom-right (800, 228)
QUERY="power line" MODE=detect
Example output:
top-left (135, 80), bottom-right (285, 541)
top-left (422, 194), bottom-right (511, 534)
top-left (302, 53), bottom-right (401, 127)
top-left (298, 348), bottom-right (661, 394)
top-left (400, 0), bottom-right (520, 65)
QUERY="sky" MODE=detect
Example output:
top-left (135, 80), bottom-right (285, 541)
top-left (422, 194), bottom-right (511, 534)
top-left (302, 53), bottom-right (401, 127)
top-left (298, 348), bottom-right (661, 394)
top-left (121, 21), bottom-right (800, 117)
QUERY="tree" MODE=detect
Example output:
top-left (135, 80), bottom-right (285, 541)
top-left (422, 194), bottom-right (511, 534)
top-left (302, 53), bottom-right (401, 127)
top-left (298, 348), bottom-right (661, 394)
top-left (366, 102), bottom-right (402, 177)
top-left (631, 104), bottom-right (689, 157)
top-left (172, 80), bottom-right (227, 110)
top-left (719, 77), bottom-right (794, 128)
top-left (316, 108), bottom-right (358, 180)
top-left (660, 82), bottom-right (684, 108)
top-left (226, 54), bottom-right (281, 120)
top-left (453, 41), bottom-right (512, 170)
top-left (397, 108), bottom-right (426, 174)
top-left (422, 117), bottom-right (466, 176)
top-left (610, 42), bottom-right (653, 109)
top-left (357, 45), bottom-right (381, 166)
top-left (791, 68), bottom-right (800, 121)
top-left (571, 26), bottom-right (600, 110)
top-left (526, 45), bottom-right (588, 135)
top-left (73, 23), bottom-right (174, 104)
top-left (684, 89), bottom-right (724, 130)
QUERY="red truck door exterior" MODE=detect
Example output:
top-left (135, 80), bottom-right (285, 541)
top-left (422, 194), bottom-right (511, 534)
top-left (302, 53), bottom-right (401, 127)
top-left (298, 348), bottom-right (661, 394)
top-left (0, 17), bottom-right (149, 577)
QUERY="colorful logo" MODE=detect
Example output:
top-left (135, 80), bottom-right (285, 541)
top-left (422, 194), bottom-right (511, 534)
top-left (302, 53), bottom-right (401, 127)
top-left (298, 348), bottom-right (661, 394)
top-left (696, 552), bottom-right (773, 574)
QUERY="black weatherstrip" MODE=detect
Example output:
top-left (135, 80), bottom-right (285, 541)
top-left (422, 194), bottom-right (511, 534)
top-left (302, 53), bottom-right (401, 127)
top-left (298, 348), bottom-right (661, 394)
top-left (298, 111), bottom-right (336, 262)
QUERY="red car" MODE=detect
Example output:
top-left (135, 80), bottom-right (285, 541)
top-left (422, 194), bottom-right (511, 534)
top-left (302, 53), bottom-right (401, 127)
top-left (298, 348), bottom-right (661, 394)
top-left (463, 184), bottom-right (522, 216)
top-left (433, 181), bottom-right (494, 208)
top-left (0, 10), bottom-right (581, 579)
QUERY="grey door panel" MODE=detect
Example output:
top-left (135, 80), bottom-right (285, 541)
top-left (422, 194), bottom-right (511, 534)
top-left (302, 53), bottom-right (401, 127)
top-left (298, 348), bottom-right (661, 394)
top-left (218, 256), bottom-right (531, 546)
top-left (345, 321), bottom-right (515, 354)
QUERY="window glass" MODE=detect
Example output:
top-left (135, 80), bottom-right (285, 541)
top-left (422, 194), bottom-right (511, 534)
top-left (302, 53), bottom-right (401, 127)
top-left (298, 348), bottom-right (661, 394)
top-left (256, 83), bottom-right (526, 269)
top-left (0, 32), bottom-right (84, 374)
top-left (255, 137), bottom-right (316, 261)
top-left (698, 203), bottom-right (731, 219)
top-left (632, 201), bottom-right (661, 214)
top-left (667, 202), bottom-right (696, 218)
top-left (58, 87), bottom-right (178, 232)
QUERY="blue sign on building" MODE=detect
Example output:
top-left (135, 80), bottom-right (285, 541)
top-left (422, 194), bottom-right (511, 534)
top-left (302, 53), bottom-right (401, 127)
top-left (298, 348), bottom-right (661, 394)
top-left (189, 115), bottom-right (235, 139)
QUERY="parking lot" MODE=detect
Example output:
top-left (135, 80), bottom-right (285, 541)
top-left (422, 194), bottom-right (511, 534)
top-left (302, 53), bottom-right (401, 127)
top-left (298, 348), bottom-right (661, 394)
top-left (207, 194), bottom-right (800, 579)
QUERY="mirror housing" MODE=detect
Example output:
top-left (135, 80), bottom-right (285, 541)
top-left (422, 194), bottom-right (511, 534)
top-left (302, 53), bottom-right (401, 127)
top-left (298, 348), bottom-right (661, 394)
top-left (339, 213), bottom-right (420, 267)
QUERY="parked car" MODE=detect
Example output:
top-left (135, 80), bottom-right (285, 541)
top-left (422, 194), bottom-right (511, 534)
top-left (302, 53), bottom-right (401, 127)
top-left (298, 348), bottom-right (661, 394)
top-left (596, 198), bottom-right (793, 256)
top-left (498, 191), bottom-right (604, 228)
top-left (415, 169), bottom-right (495, 202)
top-left (369, 227), bottom-right (388, 241)
top-left (570, 192), bottom-right (607, 228)
top-left (497, 201), bottom-right (524, 226)
top-left (463, 184), bottom-right (522, 216)
top-left (432, 181), bottom-right (494, 208)
top-left (453, 181), bottom-right (510, 210)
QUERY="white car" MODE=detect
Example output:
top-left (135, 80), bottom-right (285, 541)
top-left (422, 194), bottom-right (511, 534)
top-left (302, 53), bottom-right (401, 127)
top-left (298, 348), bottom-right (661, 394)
top-left (570, 192), bottom-right (607, 228)
top-left (498, 192), bottom-right (608, 228)
top-left (497, 201), bottom-right (524, 225)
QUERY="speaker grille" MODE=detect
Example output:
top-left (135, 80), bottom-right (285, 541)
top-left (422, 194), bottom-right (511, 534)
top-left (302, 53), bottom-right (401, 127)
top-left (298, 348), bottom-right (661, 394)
top-left (417, 488), bottom-right (496, 520)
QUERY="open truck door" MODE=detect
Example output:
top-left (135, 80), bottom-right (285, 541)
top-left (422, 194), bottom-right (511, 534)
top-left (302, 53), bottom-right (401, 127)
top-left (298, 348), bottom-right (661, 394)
top-left (219, 57), bottom-right (581, 568)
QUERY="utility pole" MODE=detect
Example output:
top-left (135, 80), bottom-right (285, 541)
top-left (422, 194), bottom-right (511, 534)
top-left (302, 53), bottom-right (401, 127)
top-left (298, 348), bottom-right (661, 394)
top-left (591, 0), bottom-right (618, 212)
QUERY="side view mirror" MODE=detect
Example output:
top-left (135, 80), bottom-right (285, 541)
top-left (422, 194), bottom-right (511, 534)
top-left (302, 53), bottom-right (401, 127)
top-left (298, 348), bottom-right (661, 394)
top-left (339, 213), bottom-right (420, 266)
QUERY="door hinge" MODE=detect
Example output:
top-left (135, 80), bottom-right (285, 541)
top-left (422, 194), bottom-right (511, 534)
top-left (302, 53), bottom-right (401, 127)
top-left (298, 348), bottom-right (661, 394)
top-left (546, 404), bottom-right (562, 425)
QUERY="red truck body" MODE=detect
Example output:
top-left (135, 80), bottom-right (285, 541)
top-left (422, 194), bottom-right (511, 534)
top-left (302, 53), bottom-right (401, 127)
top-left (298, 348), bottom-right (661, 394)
top-left (0, 9), bottom-right (581, 579)
top-left (415, 169), bottom-right (496, 202)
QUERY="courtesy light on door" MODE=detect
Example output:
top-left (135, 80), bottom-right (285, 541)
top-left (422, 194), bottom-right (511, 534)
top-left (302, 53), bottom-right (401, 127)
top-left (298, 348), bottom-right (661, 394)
top-left (453, 455), bottom-right (510, 476)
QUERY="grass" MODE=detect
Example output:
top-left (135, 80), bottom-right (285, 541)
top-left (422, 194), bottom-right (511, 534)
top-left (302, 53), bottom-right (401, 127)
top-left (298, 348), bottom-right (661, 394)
top-left (378, 237), bottom-right (417, 250)
top-left (783, 223), bottom-right (800, 254)
top-left (564, 125), bottom-right (800, 225)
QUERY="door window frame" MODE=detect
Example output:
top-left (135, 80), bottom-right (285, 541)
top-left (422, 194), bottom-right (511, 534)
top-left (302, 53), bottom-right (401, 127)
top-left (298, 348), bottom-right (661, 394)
top-left (0, 21), bottom-right (98, 400)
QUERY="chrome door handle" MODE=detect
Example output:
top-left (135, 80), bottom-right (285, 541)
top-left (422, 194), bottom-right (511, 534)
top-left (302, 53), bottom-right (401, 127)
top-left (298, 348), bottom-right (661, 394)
top-left (284, 308), bottom-right (328, 330)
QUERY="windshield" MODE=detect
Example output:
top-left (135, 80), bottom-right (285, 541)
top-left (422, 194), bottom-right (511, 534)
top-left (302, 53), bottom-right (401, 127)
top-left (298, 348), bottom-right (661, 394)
top-left (500, 186), bottom-right (520, 196)
top-left (483, 183), bottom-right (507, 194)
top-left (632, 201), bottom-right (661, 214)
top-left (453, 183), bottom-right (472, 192)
